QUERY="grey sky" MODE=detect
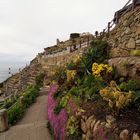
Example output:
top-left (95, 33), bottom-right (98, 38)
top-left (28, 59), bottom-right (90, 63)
top-left (0, 0), bottom-right (129, 63)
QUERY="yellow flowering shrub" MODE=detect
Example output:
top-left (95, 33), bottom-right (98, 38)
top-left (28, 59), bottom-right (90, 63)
top-left (66, 70), bottom-right (77, 81)
top-left (100, 81), bottom-right (132, 110)
top-left (92, 63), bottom-right (112, 77)
top-left (73, 55), bottom-right (81, 64)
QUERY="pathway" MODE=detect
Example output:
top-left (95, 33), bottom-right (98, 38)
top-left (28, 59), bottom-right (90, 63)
top-left (0, 87), bottom-right (52, 140)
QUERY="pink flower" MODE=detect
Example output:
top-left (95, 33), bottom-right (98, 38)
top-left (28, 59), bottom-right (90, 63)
top-left (47, 84), bottom-right (67, 140)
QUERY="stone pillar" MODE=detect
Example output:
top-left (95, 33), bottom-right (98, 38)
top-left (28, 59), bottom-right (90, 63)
top-left (20, 96), bottom-right (24, 104)
top-left (0, 109), bottom-right (8, 132)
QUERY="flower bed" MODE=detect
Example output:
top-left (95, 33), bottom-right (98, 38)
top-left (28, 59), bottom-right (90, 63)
top-left (47, 84), bottom-right (67, 140)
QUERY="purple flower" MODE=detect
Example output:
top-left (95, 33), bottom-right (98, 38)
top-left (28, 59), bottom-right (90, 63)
top-left (47, 84), bottom-right (67, 140)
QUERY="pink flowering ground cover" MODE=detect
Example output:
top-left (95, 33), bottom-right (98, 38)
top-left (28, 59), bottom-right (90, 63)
top-left (47, 83), bottom-right (67, 140)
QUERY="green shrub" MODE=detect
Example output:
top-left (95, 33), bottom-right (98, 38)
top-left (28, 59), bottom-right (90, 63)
top-left (83, 74), bottom-right (95, 88)
top-left (53, 90), bottom-right (62, 99)
top-left (82, 40), bottom-right (108, 73)
top-left (7, 86), bottom-right (39, 125)
top-left (66, 116), bottom-right (79, 136)
top-left (47, 121), bottom-right (54, 137)
top-left (54, 104), bottom-right (63, 115)
top-left (69, 87), bottom-right (79, 96)
top-left (7, 101), bottom-right (25, 125)
top-left (119, 80), bottom-right (140, 91)
top-left (35, 73), bottom-right (45, 88)
top-left (52, 67), bottom-right (66, 85)
top-left (23, 86), bottom-right (39, 108)
top-left (127, 90), bottom-right (140, 113)
top-left (4, 99), bottom-right (15, 109)
top-left (67, 62), bottom-right (76, 70)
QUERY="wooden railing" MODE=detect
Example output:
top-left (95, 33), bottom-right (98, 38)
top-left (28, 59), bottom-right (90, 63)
top-left (95, 0), bottom-right (139, 39)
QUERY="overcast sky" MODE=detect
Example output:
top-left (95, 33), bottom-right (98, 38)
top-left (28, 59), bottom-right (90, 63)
top-left (0, 0), bottom-right (129, 65)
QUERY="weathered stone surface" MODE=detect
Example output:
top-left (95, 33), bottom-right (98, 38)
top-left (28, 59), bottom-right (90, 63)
top-left (136, 39), bottom-right (140, 44)
top-left (127, 38), bottom-right (136, 49)
top-left (133, 133), bottom-right (140, 140)
top-left (90, 119), bottom-right (96, 130)
top-left (86, 115), bottom-right (94, 129)
top-left (125, 27), bottom-right (131, 34)
top-left (109, 47), bottom-right (130, 58)
top-left (81, 119), bottom-right (87, 133)
top-left (0, 109), bottom-right (8, 132)
top-left (106, 115), bottom-right (116, 125)
top-left (119, 129), bottom-right (129, 140)
top-left (93, 120), bottom-right (100, 133)
top-left (136, 27), bottom-right (140, 35)
top-left (108, 57), bottom-right (140, 80)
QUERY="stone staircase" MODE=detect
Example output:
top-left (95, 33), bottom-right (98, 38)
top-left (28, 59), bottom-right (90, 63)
top-left (1, 58), bottom-right (43, 99)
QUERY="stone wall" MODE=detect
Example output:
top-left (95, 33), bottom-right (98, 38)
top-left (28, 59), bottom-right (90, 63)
top-left (107, 6), bottom-right (140, 58)
top-left (39, 47), bottom-right (88, 76)
top-left (106, 6), bottom-right (140, 79)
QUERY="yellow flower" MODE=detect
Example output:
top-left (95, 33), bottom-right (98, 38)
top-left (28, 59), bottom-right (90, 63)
top-left (66, 70), bottom-right (76, 81)
top-left (92, 63), bottom-right (112, 77)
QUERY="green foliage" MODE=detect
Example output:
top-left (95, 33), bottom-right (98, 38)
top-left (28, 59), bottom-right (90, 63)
top-left (60, 95), bottom-right (69, 107)
top-left (35, 73), bottom-right (45, 88)
top-left (100, 81), bottom-right (132, 111)
top-left (69, 87), bottom-right (79, 96)
top-left (7, 101), bottom-right (25, 125)
top-left (53, 90), bottom-right (62, 99)
top-left (83, 74), bottom-right (95, 88)
top-left (70, 33), bottom-right (80, 39)
top-left (47, 121), bottom-right (54, 137)
top-left (127, 90), bottom-right (140, 113)
top-left (54, 95), bottom-right (70, 115)
top-left (83, 74), bottom-right (106, 90)
top-left (53, 67), bottom-right (66, 85)
top-left (66, 62), bottom-right (76, 70)
top-left (111, 66), bottom-right (120, 82)
top-left (54, 104), bottom-right (63, 115)
top-left (75, 78), bottom-right (82, 86)
top-left (119, 80), bottom-right (140, 91)
top-left (22, 86), bottom-right (39, 108)
top-left (66, 116), bottom-right (79, 136)
top-left (82, 40), bottom-right (108, 73)
top-left (7, 86), bottom-right (39, 125)
top-left (4, 97), bottom-right (17, 109)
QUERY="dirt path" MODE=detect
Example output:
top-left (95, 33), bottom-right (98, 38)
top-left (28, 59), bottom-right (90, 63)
top-left (0, 89), bottom-right (52, 140)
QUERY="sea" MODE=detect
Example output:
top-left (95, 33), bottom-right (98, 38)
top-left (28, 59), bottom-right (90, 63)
top-left (0, 62), bottom-right (28, 83)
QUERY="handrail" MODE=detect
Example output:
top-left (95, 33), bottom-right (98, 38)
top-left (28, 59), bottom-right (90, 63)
top-left (123, 0), bottom-right (132, 8)
top-left (96, 0), bottom-right (139, 39)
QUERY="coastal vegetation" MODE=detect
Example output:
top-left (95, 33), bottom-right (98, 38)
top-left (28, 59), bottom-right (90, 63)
top-left (47, 40), bottom-right (140, 139)
top-left (0, 73), bottom-right (45, 125)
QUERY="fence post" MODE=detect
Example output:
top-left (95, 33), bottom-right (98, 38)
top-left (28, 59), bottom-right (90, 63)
top-left (103, 29), bottom-right (105, 37)
top-left (108, 22), bottom-right (111, 33)
top-left (95, 31), bottom-right (98, 38)
top-left (87, 36), bottom-right (90, 46)
top-left (0, 109), bottom-right (9, 132)
top-left (100, 32), bottom-right (103, 39)
top-left (115, 11), bottom-right (119, 24)
top-left (20, 96), bottom-right (24, 104)
top-left (132, 0), bottom-right (137, 10)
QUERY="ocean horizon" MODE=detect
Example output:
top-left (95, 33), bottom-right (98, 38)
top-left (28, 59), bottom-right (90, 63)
top-left (0, 61), bottom-right (28, 83)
